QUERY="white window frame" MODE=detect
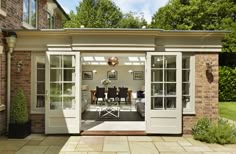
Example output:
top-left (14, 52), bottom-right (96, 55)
top-left (23, 0), bottom-right (38, 29)
top-left (31, 53), bottom-right (45, 114)
top-left (0, 50), bottom-right (5, 111)
top-left (183, 54), bottom-right (195, 114)
top-left (0, 0), bottom-right (7, 17)
top-left (47, 12), bottom-right (55, 29)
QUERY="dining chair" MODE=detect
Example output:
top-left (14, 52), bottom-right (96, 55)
top-left (107, 87), bottom-right (118, 102)
top-left (95, 86), bottom-right (105, 105)
top-left (117, 87), bottom-right (128, 105)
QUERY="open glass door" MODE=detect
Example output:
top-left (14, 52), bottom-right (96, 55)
top-left (146, 52), bottom-right (182, 134)
top-left (45, 52), bottom-right (81, 134)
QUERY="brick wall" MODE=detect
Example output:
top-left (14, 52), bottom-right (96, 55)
top-left (183, 53), bottom-right (219, 134)
top-left (31, 114), bottom-right (45, 133)
top-left (11, 51), bottom-right (44, 133)
top-left (11, 51), bottom-right (31, 111)
top-left (38, 0), bottom-right (48, 29)
top-left (0, 0), bottom-right (23, 29)
top-left (55, 12), bottom-right (63, 29)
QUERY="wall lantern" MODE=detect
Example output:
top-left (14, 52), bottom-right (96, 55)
top-left (107, 56), bottom-right (119, 66)
top-left (6, 33), bottom-right (17, 53)
top-left (16, 61), bottom-right (23, 72)
top-left (92, 69), bottom-right (97, 74)
top-left (206, 62), bottom-right (213, 73)
top-left (128, 70), bottom-right (133, 74)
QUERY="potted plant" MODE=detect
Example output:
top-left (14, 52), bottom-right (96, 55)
top-left (8, 88), bottom-right (31, 138)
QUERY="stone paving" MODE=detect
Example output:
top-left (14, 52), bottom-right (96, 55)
top-left (0, 134), bottom-right (235, 154)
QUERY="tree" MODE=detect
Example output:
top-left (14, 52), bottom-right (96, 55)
top-left (151, 0), bottom-right (236, 52)
top-left (151, 0), bottom-right (235, 30)
top-left (118, 12), bottom-right (147, 28)
top-left (64, 0), bottom-right (122, 28)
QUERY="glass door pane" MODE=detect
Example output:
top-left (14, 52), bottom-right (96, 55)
top-left (49, 55), bottom-right (76, 110)
top-left (151, 55), bottom-right (177, 111)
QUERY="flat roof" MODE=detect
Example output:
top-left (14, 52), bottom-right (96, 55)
top-left (3, 28), bottom-right (230, 38)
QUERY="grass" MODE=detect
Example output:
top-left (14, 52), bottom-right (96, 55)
top-left (219, 102), bottom-right (236, 121)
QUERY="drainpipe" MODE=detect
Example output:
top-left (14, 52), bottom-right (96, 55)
top-left (5, 34), bottom-right (17, 132)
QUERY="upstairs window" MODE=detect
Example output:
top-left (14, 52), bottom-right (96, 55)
top-left (23, 0), bottom-right (37, 28)
top-left (47, 12), bottom-right (55, 29)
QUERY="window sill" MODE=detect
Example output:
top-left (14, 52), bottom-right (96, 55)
top-left (0, 8), bottom-right (6, 17)
top-left (31, 110), bottom-right (45, 114)
top-left (22, 22), bottom-right (36, 29)
top-left (183, 111), bottom-right (196, 115)
top-left (0, 105), bottom-right (6, 112)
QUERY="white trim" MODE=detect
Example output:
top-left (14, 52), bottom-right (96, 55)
top-left (0, 45), bottom-right (3, 54)
top-left (47, 44), bottom-right (72, 47)
top-left (0, 0), bottom-right (6, 17)
top-left (48, 48), bottom-right (72, 51)
top-left (0, 105), bottom-right (5, 111)
top-left (0, 9), bottom-right (6, 17)
top-left (165, 48), bottom-right (222, 52)
top-left (73, 47), bottom-right (155, 51)
top-left (73, 44), bottom-right (156, 47)
top-left (31, 52), bottom-right (45, 114)
top-left (22, 22), bottom-right (37, 30)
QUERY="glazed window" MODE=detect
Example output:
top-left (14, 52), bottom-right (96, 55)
top-left (47, 12), bottom-right (55, 29)
top-left (31, 54), bottom-right (45, 113)
top-left (182, 54), bottom-right (195, 114)
top-left (23, 0), bottom-right (37, 28)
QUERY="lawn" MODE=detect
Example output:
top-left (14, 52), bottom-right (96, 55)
top-left (219, 102), bottom-right (236, 121)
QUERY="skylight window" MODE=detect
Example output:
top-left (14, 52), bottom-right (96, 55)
top-left (139, 57), bottom-right (145, 61)
top-left (100, 62), bottom-right (107, 65)
top-left (91, 62), bottom-right (99, 65)
top-left (124, 62), bottom-right (132, 65)
top-left (133, 62), bottom-right (141, 65)
top-left (128, 57), bottom-right (139, 61)
top-left (83, 57), bottom-right (94, 61)
top-left (94, 57), bottom-right (105, 61)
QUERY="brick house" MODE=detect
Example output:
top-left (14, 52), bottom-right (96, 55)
top-left (0, 2), bottom-right (227, 135)
top-left (0, 0), bottom-right (69, 134)
top-left (1, 28), bottom-right (227, 135)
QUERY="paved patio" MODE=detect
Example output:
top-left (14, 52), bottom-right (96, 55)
top-left (0, 134), bottom-right (236, 154)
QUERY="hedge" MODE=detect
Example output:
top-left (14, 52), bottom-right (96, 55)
top-left (219, 66), bottom-right (236, 102)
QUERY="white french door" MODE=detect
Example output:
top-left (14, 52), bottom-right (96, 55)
top-left (45, 52), bottom-right (81, 134)
top-left (146, 52), bottom-right (182, 134)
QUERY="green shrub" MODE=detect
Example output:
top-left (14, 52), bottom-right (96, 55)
top-left (10, 89), bottom-right (29, 124)
top-left (192, 118), bottom-right (212, 141)
top-left (219, 66), bottom-right (236, 101)
top-left (192, 118), bottom-right (236, 144)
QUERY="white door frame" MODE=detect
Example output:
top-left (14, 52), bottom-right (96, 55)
top-left (45, 51), bottom-right (81, 134)
top-left (145, 52), bottom-right (182, 134)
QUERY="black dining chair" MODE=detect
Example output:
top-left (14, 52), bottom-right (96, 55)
top-left (117, 87), bottom-right (128, 105)
top-left (107, 87), bottom-right (118, 102)
top-left (95, 86), bottom-right (105, 105)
